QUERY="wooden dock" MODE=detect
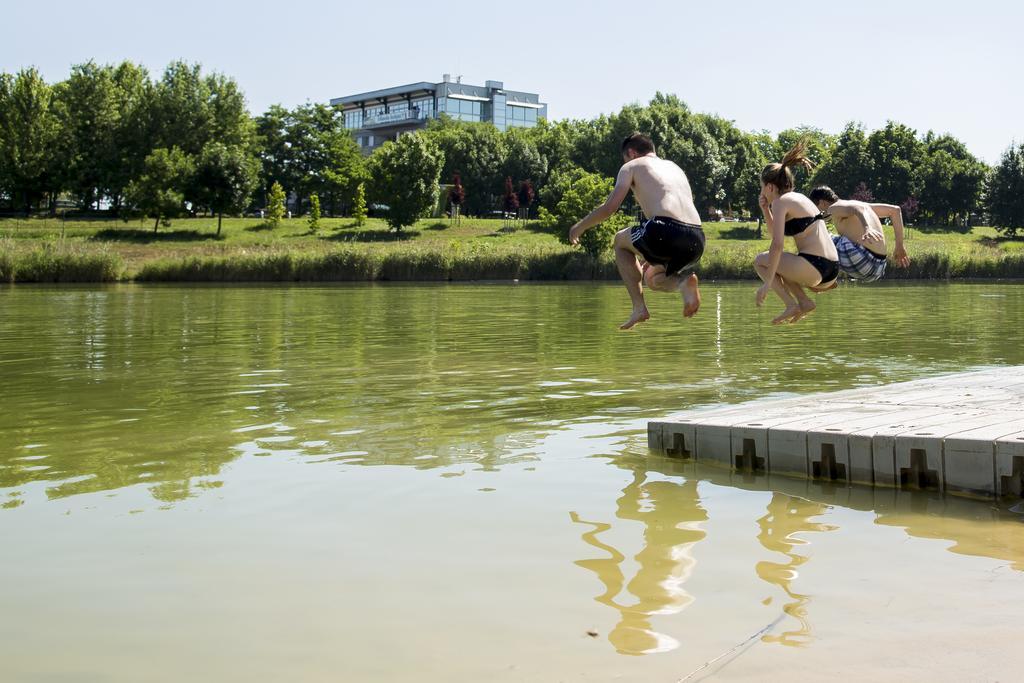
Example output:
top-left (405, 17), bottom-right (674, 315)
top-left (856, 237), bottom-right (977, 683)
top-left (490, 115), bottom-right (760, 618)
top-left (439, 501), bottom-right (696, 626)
top-left (647, 367), bottom-right (1024, 499)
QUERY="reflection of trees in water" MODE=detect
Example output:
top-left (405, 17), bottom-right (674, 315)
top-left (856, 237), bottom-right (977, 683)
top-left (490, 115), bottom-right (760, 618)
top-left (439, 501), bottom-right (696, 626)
top-left (754, 493), bottom-right (836, 647)
top-left (571, 471), bottom-right (707, 655)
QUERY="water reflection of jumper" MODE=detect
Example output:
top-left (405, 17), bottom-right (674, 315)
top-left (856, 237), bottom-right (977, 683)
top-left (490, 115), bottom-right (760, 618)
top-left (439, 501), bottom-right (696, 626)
top-left (571, 471), bottom-right (707, 655)
top-left (755, 492), bottom-right (836, 647)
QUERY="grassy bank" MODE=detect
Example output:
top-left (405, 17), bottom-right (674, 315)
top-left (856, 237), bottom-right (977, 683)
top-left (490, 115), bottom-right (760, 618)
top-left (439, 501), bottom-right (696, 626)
top-left (2, 215), bottom-right (1023, 283)
top-left (0, 239), bottom-right (124, 283)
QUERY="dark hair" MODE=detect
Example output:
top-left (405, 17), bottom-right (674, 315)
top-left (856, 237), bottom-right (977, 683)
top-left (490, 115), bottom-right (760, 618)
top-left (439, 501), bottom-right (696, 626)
top-left (809, 186), bottom-right (839, 204)
top-left (622, 132), bottom-right (655, 156)
top-left (760, 140), bottom-right (815, 193)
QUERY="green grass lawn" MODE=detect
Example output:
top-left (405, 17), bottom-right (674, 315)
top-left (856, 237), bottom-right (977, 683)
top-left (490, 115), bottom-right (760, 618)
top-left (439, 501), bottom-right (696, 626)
top-left (2, 214), bottom-right (1023, 282)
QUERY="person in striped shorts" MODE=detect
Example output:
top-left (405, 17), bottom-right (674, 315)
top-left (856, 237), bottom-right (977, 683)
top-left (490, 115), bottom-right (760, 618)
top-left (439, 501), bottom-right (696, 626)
top-left (808, 186), bottom-right (910, 287)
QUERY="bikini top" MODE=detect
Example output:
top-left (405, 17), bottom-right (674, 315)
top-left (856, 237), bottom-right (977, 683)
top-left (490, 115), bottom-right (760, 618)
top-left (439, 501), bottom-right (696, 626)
top-left (784, 212), bottom-right (829, 237)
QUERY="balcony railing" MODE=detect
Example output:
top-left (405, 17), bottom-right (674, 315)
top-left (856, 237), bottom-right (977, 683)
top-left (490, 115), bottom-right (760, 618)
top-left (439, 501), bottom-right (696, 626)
top-left (362, 110), bottom-right (430, 128)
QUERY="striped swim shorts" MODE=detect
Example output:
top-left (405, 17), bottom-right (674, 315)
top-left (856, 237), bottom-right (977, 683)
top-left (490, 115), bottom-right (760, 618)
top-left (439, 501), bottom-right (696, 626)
top-left (833, 235), bottom-right (887, 282)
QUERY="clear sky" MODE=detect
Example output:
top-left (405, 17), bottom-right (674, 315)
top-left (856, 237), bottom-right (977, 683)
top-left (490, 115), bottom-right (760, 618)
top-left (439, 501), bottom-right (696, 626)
top-left (4, 0), bottom-right (1020, 162)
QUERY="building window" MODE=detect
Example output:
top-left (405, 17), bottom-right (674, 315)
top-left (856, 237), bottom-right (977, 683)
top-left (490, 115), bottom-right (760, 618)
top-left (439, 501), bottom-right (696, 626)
top-left (412, 97), bottom-right (434, 119)
top-left (344, 110), bottom-right (364, 130)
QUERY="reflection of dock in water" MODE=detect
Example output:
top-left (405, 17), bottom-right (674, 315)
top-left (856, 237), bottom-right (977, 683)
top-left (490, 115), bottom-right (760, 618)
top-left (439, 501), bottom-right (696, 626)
top-left (571, 471), bottom-right (707, 655)
top-left (651, 454), bottom-right (1024, 571)
top-left (649, 367), bottom-right (1024, 500)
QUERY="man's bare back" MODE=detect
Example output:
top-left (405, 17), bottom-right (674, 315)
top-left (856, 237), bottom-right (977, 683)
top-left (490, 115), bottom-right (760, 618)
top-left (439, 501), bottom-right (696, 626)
top-left (829, 199), bottom-right (887, 257)
top-left (625, 156), bottom-right (702, 225)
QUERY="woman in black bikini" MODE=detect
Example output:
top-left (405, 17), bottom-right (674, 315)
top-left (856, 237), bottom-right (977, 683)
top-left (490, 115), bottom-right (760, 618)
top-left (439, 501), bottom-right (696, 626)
top-left (754, 141), bottom-right (839, 324)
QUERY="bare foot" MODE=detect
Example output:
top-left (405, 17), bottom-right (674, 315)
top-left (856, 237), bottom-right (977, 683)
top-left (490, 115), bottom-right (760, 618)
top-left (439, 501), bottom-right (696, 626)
top-left (620, 308), bottom-right (650, 330)
top-left (679, 273), bottom-right (701, 318)
top-left (788, 299), bottom-right (816, 323)
top-left (772, 305), bottom-right (801, 325)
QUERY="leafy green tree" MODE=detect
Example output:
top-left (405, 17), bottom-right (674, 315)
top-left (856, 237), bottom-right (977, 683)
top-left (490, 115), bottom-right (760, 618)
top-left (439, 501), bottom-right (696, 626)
top-left (53, 61), bottom-right (121, 209)
top-left (736, 131), bottom-right (777, 224)
top-left (522, 117), bottom-right (584, 189)
top-left (538, 163), bottom-right (590, 215)
top-left (266, 181), bottom-right (286, 229)
top-left (352, 182), bottom-right (368, 226)
top-left (254, 104), bottom-right (292, 205)
top-left (151, 62), bottom-right (253, 158)
top-left (917, 132), bottom-right (987, 225)
top-left (539, 168), bottom-right (631, 257)
top-left (109, 61), bottom-right (154, 212)
top-left (192, 142), bottom-right (259, 235)
top-left (776, 126), bottom-right (834, 189)
top-left (124, 147), bottom-right (194, 231)
top-left (151, 62), bottom-right (214, 156)
top-left (367, 133), bottom-right (444, 231)
top-left (987, 144), bottom-right (1024, 237)
top-left (499, 127), bottom-right (547, 201)
top-left (812, 122), bottom-right (871, 198)
top-left (308, 193), bottom-right (321, 233)
top-left (864, 121), bottom-right (925, 204)
top-left (0, 68), bottom-right (63, 213)
top-left (423, 118), bottom-right (506, 215)
top-left (255, 103), bottom-right (362, 215)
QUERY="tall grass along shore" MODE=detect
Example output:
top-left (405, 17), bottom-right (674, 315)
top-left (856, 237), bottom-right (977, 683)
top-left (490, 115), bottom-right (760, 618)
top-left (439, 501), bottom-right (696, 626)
top-left (2, 216), bottom-right (1023, 283)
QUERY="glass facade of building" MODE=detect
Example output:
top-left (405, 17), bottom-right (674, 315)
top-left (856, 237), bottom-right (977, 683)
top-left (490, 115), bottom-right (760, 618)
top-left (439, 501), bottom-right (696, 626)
top-left (332, 79), bottom-right (546, 152)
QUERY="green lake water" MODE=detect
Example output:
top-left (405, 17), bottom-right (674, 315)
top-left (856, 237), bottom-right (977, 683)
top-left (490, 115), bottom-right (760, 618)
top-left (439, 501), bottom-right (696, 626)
top-left (1, 281), bottom-right (1023, 682)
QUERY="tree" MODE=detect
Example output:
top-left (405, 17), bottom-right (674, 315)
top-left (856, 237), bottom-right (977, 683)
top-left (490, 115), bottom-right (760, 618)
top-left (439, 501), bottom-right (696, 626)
top-left (367, 133), bottom-right (444, 231)
top-left (266, 181), bottom-right (286, 229)
top-left (192, 142), bottom-right (259, 235)
top-left (776, 126), bottom-right (834, 189)
top-left (55, 61), bottom-right (121, 209)
top-left (124, 147), bottom-right (194, 231)
top-left (538, 168), bottom-right (632, 257)
top-left (502, 177), bottom-right (519, 212)
top-left (352, 182), bottom-right (368, 226)
top-left (150, 62), bottom-right (214, 156)
top-left (500, 127), bottom-right (547, 203)
top-left (308, 193), bottom-right (321, 233)
top-left (987, 144), bottom-right (1024, 237)
top-left (0, 68), bottom-right (62, 213)
top-left (917, 132), bottom-right (987, 225)
top-left (448, 172), bottom-right (465, 224)
top-left (108, 61), bottom-right (153, 213)
top-left (517, 180), bottom-right (535, 219)
top-left (850, 182), bottom-right (875, 202)
top-left (864, 121), bottom-right (925, 204)
top-left (423, 118), bottom-right (505, 215)
top-left (254, 104), bottom-right (292, 207)
top-left (812, 122), bottom-right (871, 198)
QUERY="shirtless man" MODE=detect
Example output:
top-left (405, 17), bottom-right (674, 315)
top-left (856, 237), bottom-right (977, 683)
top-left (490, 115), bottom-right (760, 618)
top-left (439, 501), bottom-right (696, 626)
top-left (568, 133), bottom-right (704, 329)
top-left (808, 186), bottom-right (910, 286)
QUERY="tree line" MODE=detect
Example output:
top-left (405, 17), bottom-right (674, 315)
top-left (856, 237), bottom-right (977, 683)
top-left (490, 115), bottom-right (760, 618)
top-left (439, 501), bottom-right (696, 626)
top-left (2, 62), bottom-right (1023, 235)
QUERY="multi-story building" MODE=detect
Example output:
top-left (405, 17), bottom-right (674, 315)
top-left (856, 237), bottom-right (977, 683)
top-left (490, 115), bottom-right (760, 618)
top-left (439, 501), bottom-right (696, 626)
top-left (331, 75), bottom-right (547, 154)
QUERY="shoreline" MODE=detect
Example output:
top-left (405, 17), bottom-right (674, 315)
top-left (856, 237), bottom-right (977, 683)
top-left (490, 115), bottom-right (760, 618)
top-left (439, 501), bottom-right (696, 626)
top-left (3, 217), bottom-right (1024, 284)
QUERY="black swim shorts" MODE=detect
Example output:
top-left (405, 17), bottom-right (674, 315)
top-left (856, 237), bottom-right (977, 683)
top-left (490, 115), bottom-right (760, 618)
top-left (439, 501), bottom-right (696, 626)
top-left (629, 216), bottom-right (705, 275)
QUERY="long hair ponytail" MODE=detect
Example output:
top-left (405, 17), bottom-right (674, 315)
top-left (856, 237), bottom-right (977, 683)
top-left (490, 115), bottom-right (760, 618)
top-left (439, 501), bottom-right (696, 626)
top-left (761, 140), bottom-right (816, 193)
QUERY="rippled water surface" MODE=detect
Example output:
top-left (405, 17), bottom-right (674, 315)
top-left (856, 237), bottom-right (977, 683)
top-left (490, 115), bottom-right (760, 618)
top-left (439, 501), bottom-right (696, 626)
top-left (2, 282), bottom-right (1023, 682)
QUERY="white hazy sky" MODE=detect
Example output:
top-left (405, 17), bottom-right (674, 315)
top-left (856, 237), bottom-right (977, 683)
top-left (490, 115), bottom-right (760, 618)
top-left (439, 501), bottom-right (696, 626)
top-left (4, 0), bottom-right (1021, 162)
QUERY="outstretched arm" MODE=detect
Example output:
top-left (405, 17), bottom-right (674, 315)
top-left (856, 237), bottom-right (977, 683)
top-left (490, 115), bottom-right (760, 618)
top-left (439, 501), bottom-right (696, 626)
top-left (568, 165), bottom-right (633, 245)
top-left (870, 203), bottom-right (910, 267)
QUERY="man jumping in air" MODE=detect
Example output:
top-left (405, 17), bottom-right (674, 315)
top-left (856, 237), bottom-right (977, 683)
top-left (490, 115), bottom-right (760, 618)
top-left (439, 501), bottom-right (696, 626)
top-left (808, 186), bottom-right (910, 285)
top-left (569, 133), bottom-right (704, 329)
